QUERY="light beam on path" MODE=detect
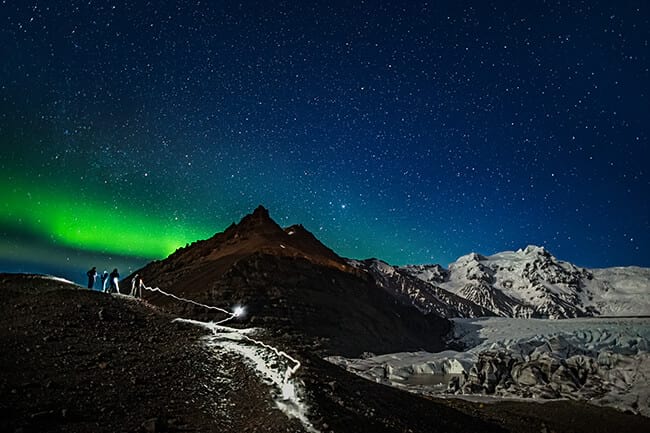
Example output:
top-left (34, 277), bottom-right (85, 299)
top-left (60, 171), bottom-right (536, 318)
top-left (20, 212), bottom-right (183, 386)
top-left (138, 281), bottom-right (316, 431)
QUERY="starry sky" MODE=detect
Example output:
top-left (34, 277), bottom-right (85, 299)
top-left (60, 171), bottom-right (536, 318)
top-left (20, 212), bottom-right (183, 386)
top-left (1, 0), bottom-right (649, 283)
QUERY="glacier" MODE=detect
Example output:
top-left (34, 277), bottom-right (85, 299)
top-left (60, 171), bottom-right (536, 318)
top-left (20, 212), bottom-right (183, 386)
top-left (327, 317), bottom-right (650, 417)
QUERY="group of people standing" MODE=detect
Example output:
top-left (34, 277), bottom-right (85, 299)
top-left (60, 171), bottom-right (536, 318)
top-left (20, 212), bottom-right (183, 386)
top-left (86, 267), bottom-right (145, 298)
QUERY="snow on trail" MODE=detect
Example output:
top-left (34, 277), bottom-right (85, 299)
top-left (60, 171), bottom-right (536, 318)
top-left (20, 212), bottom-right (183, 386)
top-left (140, 283), bottom-right (318, 432)
top-left (179, 319), bottom-right (317, 432)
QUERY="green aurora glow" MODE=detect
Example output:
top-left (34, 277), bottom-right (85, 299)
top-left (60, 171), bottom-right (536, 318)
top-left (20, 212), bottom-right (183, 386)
top-left (1, 178), bottom-right (218, 259)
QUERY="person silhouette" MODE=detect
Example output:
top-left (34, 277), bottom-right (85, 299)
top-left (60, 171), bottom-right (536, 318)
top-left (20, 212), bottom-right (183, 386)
top-left (109, 268), bottom-right (120, 294)
top-left (130, 274), bottom-right (139, 297)
top-left (101, 271), bottom-right (109, 292)
top-left (86, 267), bottom-right (97, 289)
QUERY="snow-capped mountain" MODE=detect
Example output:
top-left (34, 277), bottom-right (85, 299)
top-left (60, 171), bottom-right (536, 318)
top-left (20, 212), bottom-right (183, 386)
top-left (350, 259), bottom-right (494, 319)
top-left (401, 245), bottom-right (650, 319)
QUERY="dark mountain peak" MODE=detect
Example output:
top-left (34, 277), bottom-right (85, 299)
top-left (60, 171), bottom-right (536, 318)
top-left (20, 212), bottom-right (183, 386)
top-left (220, 205), bottom-right (286, 242)
top-left (157, 207), bottom-right (286, 273)
top-left (252, 204), bottom-right (270, 218)
top-left (143, 207), bottom-right (353, 285)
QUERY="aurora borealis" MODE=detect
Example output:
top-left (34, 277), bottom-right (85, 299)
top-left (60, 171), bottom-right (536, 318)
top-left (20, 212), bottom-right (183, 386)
top-left (2, 177), bottom-right (211, 258)
top-left (1, 1), bottom-right (649, 283)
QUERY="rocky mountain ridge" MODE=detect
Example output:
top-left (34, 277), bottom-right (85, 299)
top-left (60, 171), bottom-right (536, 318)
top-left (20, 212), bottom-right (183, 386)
top-left (130, 206), bottom-right (450, 357)
top-left (139, 207), bottom-right (648, 322)
top-left (350, 258), bottom-right (495, 319)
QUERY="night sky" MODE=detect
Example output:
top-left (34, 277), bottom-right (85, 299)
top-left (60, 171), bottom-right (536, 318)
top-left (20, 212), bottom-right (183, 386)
top-left (1, 1), bottom-right (649, 283)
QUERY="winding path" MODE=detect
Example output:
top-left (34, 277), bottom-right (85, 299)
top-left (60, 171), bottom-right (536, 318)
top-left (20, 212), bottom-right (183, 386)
top-left (140, 282), bottom-right (318, 432)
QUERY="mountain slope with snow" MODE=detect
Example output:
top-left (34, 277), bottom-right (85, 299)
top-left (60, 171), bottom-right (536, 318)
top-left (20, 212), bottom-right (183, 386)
top-left (402, 246), bottom-right (650, 319)
top-left (587, 267), bottom-right (650, 316)
top-left (350, 259), bottom-right (494, 318)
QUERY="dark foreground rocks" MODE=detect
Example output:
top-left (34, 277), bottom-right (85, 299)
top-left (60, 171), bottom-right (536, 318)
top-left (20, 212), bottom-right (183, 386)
top-left (0, 274), bottom-right (296, 433)
top-left (1, 274), bottom-right (648, 433)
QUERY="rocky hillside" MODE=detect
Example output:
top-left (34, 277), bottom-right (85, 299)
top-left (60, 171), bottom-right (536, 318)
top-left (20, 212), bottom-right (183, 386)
top-left (129, 206), bottom-right (451, 356)
top-left (402, 245), bottom-right (650, 319)
top-left (350, 258), bottom-right (494, 318)
top-left (4, 274), bottom-right (649, 433)
top-left (0, 274), bottom-right (292, 433)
